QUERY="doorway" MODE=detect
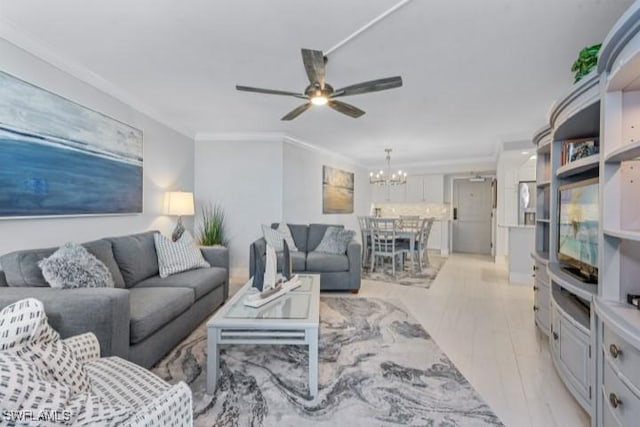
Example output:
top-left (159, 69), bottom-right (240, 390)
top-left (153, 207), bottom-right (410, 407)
top-left (452, 178), bottom-right (493, 254)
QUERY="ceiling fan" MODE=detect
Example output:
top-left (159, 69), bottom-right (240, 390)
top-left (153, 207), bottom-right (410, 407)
top-left (236, 49), bottom-right (403, 120)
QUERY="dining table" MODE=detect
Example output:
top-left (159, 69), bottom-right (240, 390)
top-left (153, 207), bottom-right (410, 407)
top-left (368, 217), bottom-right (424, 275)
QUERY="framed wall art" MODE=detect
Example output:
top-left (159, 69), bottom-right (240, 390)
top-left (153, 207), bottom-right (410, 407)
top-left (0, 71), bottom-right (143, 218)
top-left (322, 166), bottom-right (354, 214)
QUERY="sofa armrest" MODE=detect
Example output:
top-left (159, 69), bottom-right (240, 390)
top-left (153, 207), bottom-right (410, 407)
top-left (200, 246), bottom-right (229, 300)
top-left (0, 270), bottom-right (8, 287)
top-left (0, 288), bottom-right (130, 359)
top-left (347, 239), bottom-right (362, 290)
top-left (200, 246), bottom-right (229, 270)
top-left (122, 381), bottom-right (193, 427)
top-left (249, 237), bottom-right (266, 277)
top-left (63, 332), bottom-right (101, 363)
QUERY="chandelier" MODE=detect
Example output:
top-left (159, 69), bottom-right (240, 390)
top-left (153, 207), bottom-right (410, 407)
top-left (369, 148), bottom-right (407, 186)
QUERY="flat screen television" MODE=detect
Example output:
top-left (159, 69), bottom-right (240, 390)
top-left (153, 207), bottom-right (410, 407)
top-left (557, 178), bottom-right (599, 284)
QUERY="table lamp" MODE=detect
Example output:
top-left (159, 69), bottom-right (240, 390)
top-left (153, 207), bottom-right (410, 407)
top-left (165, 191), bottom-right (195, 241)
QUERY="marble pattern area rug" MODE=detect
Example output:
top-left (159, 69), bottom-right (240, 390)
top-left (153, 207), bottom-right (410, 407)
top-left (363, 252), bottom-right (446, 288)
top-left (152, 297), bottom-right (502, 427)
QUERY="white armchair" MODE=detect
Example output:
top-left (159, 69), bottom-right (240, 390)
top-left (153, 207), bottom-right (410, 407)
top-left (64, 333), bottom-right (193, 427)
top-left (0, 298), bottom-right (192, 427)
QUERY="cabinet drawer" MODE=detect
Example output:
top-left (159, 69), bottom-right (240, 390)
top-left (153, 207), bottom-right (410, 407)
top-left (603, 324), bottom-right (640, 389)
top-left (534, 261), bottom-right (549, 284)
top-left (535, 306), bottom-right (550, 334)
top-left (534, 283), bottom-right (550, 312)
top-left (601, 391), bottom-right (623, 427)
top-left (602, 359), bottom-right (640, 426)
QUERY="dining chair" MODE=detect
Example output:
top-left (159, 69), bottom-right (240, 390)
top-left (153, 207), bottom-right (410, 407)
top-left (397, 217), bottom-right (424, 273)
top-left (357, 216), bottom-right (372, 268)
top-left (417, 217), bottom-right (435, 267)
top-left (370, 218), bottom-right (408, 277)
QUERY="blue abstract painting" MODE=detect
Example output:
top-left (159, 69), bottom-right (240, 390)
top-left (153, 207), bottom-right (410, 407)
top-left (0, 71), bottom-right (143, 217)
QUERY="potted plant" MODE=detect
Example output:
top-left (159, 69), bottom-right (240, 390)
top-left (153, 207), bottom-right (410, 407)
top-left (571, 43), bottom-right (601, 83)
top-left (198, 203), bottom-right (228, 247)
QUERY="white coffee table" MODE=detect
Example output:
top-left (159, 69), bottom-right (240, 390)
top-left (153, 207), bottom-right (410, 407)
top-left (206, 274), bottom-right (320, 398)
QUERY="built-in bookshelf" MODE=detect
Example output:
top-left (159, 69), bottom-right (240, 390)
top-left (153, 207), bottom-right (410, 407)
top-left (532, 126), bottom-right (552, 336)
top-left (595, 4), bottom-right (640, 427)
top-left (533, 126), bottom-right (552, 260)
top-left (530, 3), bottom-right (640, 426)
top-left (545, 68), bottom-right (601, 417)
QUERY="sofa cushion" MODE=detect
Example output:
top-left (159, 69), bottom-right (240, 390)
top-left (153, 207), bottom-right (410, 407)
top-left (306, 252), bottom-right (349, 272)
top-left (153, 231), bottom-right (210, 278)
top-left (39, 243), bottom-right (115, 289)
top-left (307, 224), bottom-right (344, 252)
top-left (134, 267), bottom-right (227, 300)
top-left (271, 223), bottom-right (308, 252)
top-left (314, 227), bottom-right (356, 255)
top-left (107, 231), bottom-right (159, 287)
top-left (276, 251), bottom-right (306, 272)
top-left (129, 288), bottom-right (194, 344)
top-left (0, 239), bottom-right (125, 288)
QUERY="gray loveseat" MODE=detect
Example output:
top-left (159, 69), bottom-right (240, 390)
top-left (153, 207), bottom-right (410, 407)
top-left (249, 223), bottom-right (361, 293)
top-left (0, 231), bottom-right (228, 368)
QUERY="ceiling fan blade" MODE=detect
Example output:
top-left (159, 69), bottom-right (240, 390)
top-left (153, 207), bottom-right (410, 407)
top-left (328, 100), bottom-right (365, 118)
top-left (236, 85), bottom-right (306, 99)
top-left (301, 49), bottom-right (325, 88)
top-left (331, 76), bottom-right (403, 98)
top-left (281, 102), bottom-right (312, 121)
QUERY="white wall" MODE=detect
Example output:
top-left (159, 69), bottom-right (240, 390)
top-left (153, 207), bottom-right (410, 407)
top-left (495, 150), bottom-right (536, 259)
top-left (194, 138), bottom-right (283, 280)
top-left (0, 40), bottom-right (194, 257)
top-left (282, 141), bottom-right (370, 239)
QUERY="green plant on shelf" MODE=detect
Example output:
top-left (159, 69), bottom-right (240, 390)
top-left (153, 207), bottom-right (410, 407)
top-left (199, 203), bottom-right (228, 247)
top-left (571, 43), bottom-right (602, 83)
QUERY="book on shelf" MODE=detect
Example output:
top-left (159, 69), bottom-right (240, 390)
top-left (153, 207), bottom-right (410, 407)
top-left (561, 138), bottom-right (599, 166)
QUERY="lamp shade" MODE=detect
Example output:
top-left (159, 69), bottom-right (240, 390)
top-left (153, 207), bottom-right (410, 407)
top-left (165, 191), bottom-right (194, 216)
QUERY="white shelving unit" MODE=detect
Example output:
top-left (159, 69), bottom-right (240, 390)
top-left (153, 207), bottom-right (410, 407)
top-left (594, 4), bottom-right (640, 426)
top-left (545, 67), bottom-right (601, 417)
top-left (532, 125), bottom-right (552, 336)
top-left (531, 5), bottom-right (640, 424)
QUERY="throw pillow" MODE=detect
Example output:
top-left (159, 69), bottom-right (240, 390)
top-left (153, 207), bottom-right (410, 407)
top-left (0, 298), bottom-right (91, 395)
top-left (314, 226), bottom-right (356, 254)
top-left (154, 230), bottom-right (210, 278)
top-left (39, 243), bottom-right (115, 289)
top-left (261, 223), bottom-right (298, 251)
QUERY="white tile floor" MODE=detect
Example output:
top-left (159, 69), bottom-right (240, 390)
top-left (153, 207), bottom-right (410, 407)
top-left (349, 253), bottom-right (589, 427)
top-left (232, 253), bottom-right (589, 427)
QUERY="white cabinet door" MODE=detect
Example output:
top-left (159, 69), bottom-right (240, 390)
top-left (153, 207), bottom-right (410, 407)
top-left (559, 315), bottom-right (590, 401)
top-left (405, 176), bottom-right (424, 202)
top-left (389, 185), bottom-right (406, 202)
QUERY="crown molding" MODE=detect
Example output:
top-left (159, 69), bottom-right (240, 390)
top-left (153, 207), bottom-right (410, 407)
top-left (282, 135), bottom-right (367, 168)
top-left (0, 16), bottom-right (195, 139)
top-left (194, 131), bottom-right (366, 167)
top-left (194, 131), bottom-right (285, 142)
top-left (391, 156), bottom-right (497, 171)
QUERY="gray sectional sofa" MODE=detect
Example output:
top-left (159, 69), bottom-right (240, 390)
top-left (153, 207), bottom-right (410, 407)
top-left (0, 231), bottom-right (228, 368)
top-left (249, 223), bottom-right (361, 292)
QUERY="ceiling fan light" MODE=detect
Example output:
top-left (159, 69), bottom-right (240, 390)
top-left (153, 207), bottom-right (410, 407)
top-left (311, 95), bottom-right (328, 106)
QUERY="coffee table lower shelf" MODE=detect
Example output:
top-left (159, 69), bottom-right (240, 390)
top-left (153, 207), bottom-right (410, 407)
top-left (206, 325), bottom-right (319, 397)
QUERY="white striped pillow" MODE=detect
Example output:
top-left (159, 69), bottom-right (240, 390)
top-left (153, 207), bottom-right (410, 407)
top-left (262, 223), bottom-right (298, 251)
top-left (153, 231), bottom-right (210, 278)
